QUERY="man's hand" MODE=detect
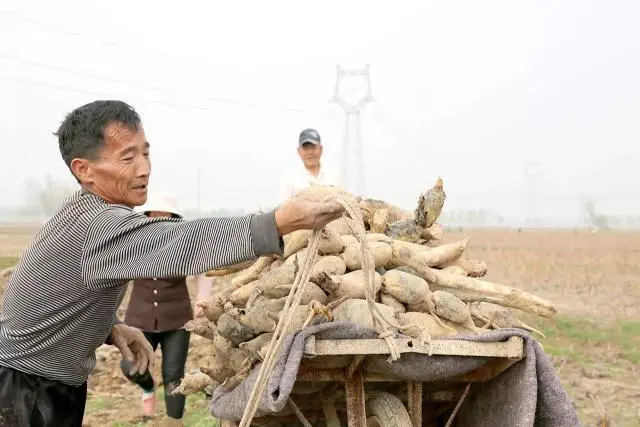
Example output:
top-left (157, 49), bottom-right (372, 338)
top-left (108, 323), bottom-right (155, 376)
top-left (274, 199), bottom-right (345, 236)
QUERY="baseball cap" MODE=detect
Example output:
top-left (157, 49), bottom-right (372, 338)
top-left (299, 128), bottom-right (321, 146)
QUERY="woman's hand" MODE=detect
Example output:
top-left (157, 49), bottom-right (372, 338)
top-left (193, 274), bottom-right (213, 319)
top-left (193, 301), bottom-right (205, 319)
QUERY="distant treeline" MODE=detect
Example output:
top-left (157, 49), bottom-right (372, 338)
top-left (4, 175), bottom-right (637, 229)
top-left (440, 208), bottom-right (640, 229)
top-left (3, 204), bottom-right (640, 230)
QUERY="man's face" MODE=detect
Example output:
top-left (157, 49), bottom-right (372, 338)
top-left (297, 143), bottom-right (322, 168)
top-left (71, 121), bottom-right (151, 208)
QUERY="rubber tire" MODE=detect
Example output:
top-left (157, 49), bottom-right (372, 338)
top-left (365, 392), bottom-right (413, 427)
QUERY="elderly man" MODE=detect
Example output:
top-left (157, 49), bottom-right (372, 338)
top-left (0, 100), bottom-right (343, 426)
top-left (279, 128), bottom-right (341, 201)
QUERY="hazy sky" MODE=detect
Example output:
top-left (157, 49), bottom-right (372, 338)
top-left (1, 0), bottom-right (638, 221)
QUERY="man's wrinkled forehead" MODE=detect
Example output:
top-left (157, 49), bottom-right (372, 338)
top-left (103, 122), bottom-right (147, 152)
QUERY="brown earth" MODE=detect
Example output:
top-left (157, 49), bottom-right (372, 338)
top-left (1, 226), bottom-right (639, 426)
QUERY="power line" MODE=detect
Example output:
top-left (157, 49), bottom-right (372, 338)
top-left (372, 105), bottom-right (425, 141)
top-left (0, 53), bottom-right (177, 93)
top-left (0, 75), bottom-right (312, 115)
top-left (0, 11), bottom-right (192, 60)
top-left (0, 11), bottom-right (304, 91)
top-left (1, 75), bottom-right (115, 98)
top-left (0, 52), bottom-right (328, 115)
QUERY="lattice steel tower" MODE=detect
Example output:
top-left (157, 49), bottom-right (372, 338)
top-left (331, 64), bottom-right (374, 196)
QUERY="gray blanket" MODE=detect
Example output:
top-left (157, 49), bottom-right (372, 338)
top-left (209, 321), bottom-right (581, 426)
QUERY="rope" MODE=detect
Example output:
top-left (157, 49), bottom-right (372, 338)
top-left (445, 383), bottom-right (472, 427)
top-left (288, 397), bottom-right (313, 427)
top-left (237, 194), bottom-right (425, 427)
top-left (237, 218), bottom-right (322, 427)
top-left (340, 198), bottom-right (432, 358)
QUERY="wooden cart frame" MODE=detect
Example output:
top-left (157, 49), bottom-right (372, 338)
top-left (248, 336), bottom-right (525, 427)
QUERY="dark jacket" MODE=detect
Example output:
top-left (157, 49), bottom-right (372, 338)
top-left (125, 277), bottom-right (193, 332)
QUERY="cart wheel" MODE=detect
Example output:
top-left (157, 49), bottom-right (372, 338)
top-left (365, 392), bottom-right (413, 427)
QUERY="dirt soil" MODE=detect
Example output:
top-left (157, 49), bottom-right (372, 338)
top-left (1, 226), bottom-right (638, 426)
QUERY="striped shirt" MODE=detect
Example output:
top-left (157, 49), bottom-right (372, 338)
top-left (0, 189), bottom-right (283, 386)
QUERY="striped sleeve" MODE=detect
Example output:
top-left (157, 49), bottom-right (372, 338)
top-left (81, 206), bottom-right (283, 290)
top-left (104, 318), bottom-right (123, 345)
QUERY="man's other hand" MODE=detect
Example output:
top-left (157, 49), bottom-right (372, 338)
top-left (274, 198), bottom-right (345, 236)
top-left (108, 323), bottom-right (155, 376)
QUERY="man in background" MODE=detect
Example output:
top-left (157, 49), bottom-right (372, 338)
top-left (279, 128), bottom-right (341, 201)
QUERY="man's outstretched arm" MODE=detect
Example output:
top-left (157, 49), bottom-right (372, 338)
top-left (81, 198), bottom-right (343, 290)
top-left (81, 207), bottom-right (282, 290)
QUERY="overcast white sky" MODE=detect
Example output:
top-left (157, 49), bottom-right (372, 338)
top-left (1, 0), bottom-right (638, 222)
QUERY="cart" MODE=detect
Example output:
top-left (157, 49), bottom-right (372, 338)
top-left (235, 334), bottom-right (525, 427)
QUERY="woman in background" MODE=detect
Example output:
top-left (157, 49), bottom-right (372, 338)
top-left (120, 193), bottom-right (213, 426)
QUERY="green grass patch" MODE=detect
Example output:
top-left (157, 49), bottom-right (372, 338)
top-left (617, 320), bottom-right (640, 364)
top-left (182, 393), bottom-right (220, 427)
top-left (0, 257), bottom-right (18, 270)
top-left (88, 386), bottom-right (220, 427)
top-left (531, 315), bottom-right (640, 364)
top-left (85, 396), bottom-right (120, 412)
